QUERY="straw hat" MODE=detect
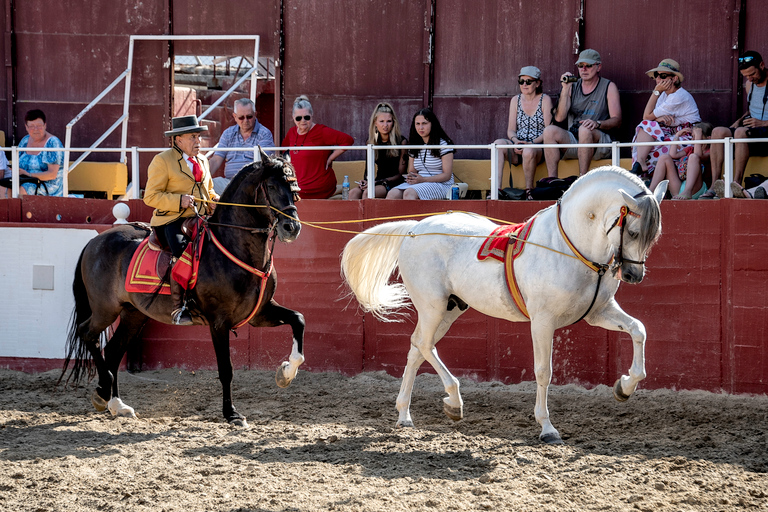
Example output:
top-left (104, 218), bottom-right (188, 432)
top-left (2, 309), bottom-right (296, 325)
top-left (645, 59), bottom-right (684, 83)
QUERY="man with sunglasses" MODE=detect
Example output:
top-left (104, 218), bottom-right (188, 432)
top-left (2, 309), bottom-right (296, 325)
top-left (209, 98), bottom-right (275, 195)
top-left (542, 49), bottom-right (622, 177)
top-left (704, 51), bottom-right (768, 198)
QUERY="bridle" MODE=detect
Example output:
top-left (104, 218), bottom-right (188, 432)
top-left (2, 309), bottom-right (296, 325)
top-left (556, 191), bottom-right (648, 323)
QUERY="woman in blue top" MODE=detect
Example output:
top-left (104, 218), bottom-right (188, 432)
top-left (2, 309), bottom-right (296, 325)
top-left (18, 109), bottom-right (64, 196)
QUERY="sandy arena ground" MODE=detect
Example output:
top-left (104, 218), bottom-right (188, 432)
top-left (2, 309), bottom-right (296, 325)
top-left (0, 367), bottom-right (767, 511)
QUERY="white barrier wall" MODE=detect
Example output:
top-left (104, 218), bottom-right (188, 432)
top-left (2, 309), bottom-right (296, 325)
top-left (0, 228), bottom-right (98, 359)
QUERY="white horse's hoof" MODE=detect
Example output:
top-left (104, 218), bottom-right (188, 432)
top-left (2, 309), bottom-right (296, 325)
top-left (275, 362), bottom-right (294, 388)
top-left (91, 390), bottom-right (108, 412)
top-left (613, 379), bottom-right (631, 402)
top-left (107, 397), bottom-right (136, 418)
top-left (540, 432), bottom-right (563, 444)
top-left (443, 403), bottom-right (463, 421)
top-left (396, 419), bottom-right (414, 428)
top-left (229, 417), bottom-right (249, 428)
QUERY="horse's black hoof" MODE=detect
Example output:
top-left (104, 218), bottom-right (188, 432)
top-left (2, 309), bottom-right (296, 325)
top-left (540, 432), bottom-right (564, 445)
top-left (613, 379), bottom-right (631, 402)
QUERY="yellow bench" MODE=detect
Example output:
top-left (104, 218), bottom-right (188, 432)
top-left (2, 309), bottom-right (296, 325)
top-left (333, 158), bottom-right (634, 197)
top-left (743, 156), bottom-right (768, 180)
top-left (68, 161), bottom-right (128, 200)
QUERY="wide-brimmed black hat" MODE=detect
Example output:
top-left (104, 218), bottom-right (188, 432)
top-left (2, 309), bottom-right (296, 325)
top-left (164, 115), bottom-right (208, 137)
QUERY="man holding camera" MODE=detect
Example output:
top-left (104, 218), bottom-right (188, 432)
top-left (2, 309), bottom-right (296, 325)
top-left (542, 49), bottom-right (622, 177)
top-left (704, 50), bottom-right (768, 198)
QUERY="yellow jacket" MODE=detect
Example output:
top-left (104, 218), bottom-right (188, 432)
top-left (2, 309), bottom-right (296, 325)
top-left (144, 147), bottom-right (218, 227)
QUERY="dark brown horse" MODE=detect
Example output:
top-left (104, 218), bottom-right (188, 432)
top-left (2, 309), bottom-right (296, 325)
top-left (61, 150), bottom-right (304, 426)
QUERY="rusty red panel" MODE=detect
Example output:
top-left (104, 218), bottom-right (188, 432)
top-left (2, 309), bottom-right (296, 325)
top-left (282, 0), bottom-right (425, 99)
top-left (172, 1), bottom-right (278, 56)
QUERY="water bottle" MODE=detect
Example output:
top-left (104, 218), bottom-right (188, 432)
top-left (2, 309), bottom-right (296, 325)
top-left (342, 175), bottom-right (350, 200)
top-left (451, 184), bottom-right (460, 200)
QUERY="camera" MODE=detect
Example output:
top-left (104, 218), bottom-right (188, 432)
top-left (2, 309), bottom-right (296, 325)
top-left (562, 76), bottom-right (578, 83)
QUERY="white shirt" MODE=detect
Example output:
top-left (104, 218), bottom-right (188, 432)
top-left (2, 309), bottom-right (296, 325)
top-left (653, 87), bottom-right (701, 125)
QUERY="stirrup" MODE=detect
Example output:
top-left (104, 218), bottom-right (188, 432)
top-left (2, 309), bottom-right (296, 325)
top-left (171, 307), bottom-right (194, 326)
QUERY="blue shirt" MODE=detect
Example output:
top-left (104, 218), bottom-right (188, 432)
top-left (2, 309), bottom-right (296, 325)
top-left (19, 135), bottom-right (64, 196)
top-left (214, 122), bottom-right (275, 179)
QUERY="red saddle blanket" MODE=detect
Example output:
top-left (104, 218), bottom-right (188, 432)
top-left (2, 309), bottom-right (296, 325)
top-left (477, 218), bottom-right (537, 319)
top-left (125, 230), bottom-right (205, 295)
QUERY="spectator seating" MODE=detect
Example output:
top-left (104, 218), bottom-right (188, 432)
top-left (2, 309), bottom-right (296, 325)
top-left (68, 161), bottom-right (128, 199)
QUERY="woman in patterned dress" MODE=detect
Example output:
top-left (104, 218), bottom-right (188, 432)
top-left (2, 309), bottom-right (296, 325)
top-left (13, 109), bottom-right (64, 196)
top-left (493, 66), bottom-right (553, 195)
top-left (387, 108), bottom-right (455, 200)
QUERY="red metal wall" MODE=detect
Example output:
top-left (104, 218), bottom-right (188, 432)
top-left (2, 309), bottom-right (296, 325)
top-left (2, 197), bottom-right (765, 395)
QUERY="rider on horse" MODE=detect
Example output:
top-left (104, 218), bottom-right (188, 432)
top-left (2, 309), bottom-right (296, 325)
top-left (144, 115), bottom-right (220, 325)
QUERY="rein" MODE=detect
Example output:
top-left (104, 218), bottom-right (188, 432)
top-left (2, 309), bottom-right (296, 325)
top-left (555, 197), bottom-right (644, 324)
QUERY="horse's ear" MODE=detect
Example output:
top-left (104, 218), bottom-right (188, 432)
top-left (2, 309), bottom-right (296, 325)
top-left (281, 150), bottom-right (291, 163)
top-left (653, 180), bottom-right (668, 204)
top-left (619, 189), bottom-right (640, 210)
top-left (258, 146), bottom-right (270, 163)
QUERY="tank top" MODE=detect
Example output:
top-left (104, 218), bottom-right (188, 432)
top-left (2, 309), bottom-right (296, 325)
top-left (515, 94), bottom-right (545, 142)
top-left (568, 77), bottom-right (611, 131)
top-left (748, 83), bottom-right (768, 121)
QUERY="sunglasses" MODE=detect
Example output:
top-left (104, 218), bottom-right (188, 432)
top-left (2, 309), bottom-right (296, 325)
top-left (236, 114), bottom-right (254, 121)
top-left (738, 55), bottom-right (758, 69)
top-left (576, 63), bottom-right (595, 69)
top-left (518, 78), bottom-right (538, 85)
top-left (295, 115), bottom-right (311, 122)
top-left (653, 72), bottom-right (674, 79)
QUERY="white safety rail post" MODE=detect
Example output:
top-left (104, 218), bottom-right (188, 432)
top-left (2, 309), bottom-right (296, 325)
top-left (366, 144), bottom-right (375, 199)
top-left (611, 141), bottom-right (620, 167)
top-left (489, 142), bottom-right (498, 200)
top-left (724, 137), bottom-right (733, 198)
top-left (131, 147), bottom-right (141, 199)
top-left (10, 146), bottom-right (18, 198)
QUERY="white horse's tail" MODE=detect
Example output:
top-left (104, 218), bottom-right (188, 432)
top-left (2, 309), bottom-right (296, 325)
top-left (341, 220), bottom-right (419, 322)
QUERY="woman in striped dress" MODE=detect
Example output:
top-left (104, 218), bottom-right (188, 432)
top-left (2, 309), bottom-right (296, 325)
top-left (387, 108), bottom-right (455, 200)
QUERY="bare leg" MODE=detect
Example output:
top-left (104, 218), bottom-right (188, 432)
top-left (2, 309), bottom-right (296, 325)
top-left (679, 154), bottom-right (703, 199)
top-left (633, 130), bottom-right (656, 172)
top-left (493, 139), bottom-right (517, 189)
top-left (732, 127), bottom-right (750, 185)
top-left (649, 154), bottom-right (672, 192)
top-left (403, 188), bottom-right (420, 200)
top-left (522, 147), bottom-right (543, 190)
top-left (386, 188), bottom-right (404, 199)
top-left (708, 127), bottom-right (731, 188)
top-left (543, 126), bottom-right (568, 178)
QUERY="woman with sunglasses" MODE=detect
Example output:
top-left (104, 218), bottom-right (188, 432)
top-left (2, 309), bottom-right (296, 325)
top-left (630, 59), bottom-right (700, 178)
top-left (281, 95), bottom-right (354, 199)
top-left (387, 108), bottom-right (455, 200)
top-left (493, 66), bottom-right (552, 197)
top-left (349, 102), bottom-right (408, 199)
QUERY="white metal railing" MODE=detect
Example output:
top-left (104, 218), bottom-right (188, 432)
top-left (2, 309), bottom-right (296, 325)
top-left (62, 34), bottom-right (262, 198)
top-left (3, 138), bottom-right (766, 200)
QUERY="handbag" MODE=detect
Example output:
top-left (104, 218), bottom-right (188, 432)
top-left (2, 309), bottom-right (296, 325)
top-left (744, 173), bottom-right (767, 190)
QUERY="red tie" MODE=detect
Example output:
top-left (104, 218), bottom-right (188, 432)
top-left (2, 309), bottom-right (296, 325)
top-left (188, 156), bottom-right (203, 182)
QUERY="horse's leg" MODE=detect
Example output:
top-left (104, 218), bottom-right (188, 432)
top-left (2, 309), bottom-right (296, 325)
top-left (407, 307), bottom-right (466, 423)
top-left (530, 318), bottom-right (562, 444)
top-left (210, 325), bottom-right (247, 426)
top-left (77, 316), bottom-right (117, 411)
top-left (586, 300), bottom-right (647, 401)
top-left (103, 308), bottom-right (148, 418)
top-left (395, 344), bottom-right (425, 428)
top-left (250, 301), bottom-right (305, 388)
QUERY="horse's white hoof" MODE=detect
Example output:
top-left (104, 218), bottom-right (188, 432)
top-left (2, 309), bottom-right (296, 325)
top-left (91, 390), bottom-right (108, 412)
top-left (107, 397), bottom-right (136, 418)
top-left (613, 379), bottom-right (631, 402)
top-left (396, 419), bottom-right (414, 428)
top-left (229, 417), bottom-right (249, 428)
top-left (540, 432), bottom-right (564, 444)
top-left (275, 362), bottom-right (294, 388)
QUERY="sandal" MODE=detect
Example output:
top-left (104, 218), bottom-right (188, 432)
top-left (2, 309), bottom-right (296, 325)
top-left (672, 195), bottom-right (691, 200)
top-left (698, 189), bottom-right (718, 199)
top-left (525, 189), bottom-right (534, 201)
top-left (730, 181), bottom-right (752, 198)
top-left (712, 180), bottom-right (725, 199)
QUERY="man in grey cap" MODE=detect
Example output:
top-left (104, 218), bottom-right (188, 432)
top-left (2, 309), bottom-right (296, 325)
top-left (542, 49), bottom-right (622, 177)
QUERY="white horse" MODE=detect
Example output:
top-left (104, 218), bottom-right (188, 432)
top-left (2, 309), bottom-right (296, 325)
top-left (341, 167), bottom-right (667, 444)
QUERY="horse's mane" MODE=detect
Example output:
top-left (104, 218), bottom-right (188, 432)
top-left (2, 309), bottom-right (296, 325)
top-left (565, 166), bottom-right (661, 252)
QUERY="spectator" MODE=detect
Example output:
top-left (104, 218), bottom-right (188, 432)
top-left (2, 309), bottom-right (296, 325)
top-left (281, 95), bottom-right (354, 199)
top-left (387, 108), bottom-right (455, 200)
top-left (143, 115), bottom-right (219, 325)
top-left (542, 49), bottom-right (621, 177)
top-left (630, 59), bottom-right (700, 178)
top-left (349, 102), bottom-right (407, 200)
top-left (648, 122), bottom-right (712, 200)
top-left (209, 98), bottom-right (275, 195)
top-left (703, 50), bottom-right (768, 199)
top-left (493, 66), bottom-right (553, 198)
top-left (4, 110), bottom-right (65, 196)
top-left (0, 149), bottom-right (10, 198)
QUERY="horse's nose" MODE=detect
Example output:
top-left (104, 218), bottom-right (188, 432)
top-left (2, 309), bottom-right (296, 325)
top-left (621, 265), bottom-right (644, 284)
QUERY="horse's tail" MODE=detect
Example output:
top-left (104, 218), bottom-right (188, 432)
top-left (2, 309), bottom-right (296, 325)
top-left (340, 220), bottom-right (418, 322)
top-left (59, 248), bottom-right (97, 387)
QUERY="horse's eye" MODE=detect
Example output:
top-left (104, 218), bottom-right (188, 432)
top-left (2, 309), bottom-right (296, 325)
top-left (628, 230), bottom-right (639, 239)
